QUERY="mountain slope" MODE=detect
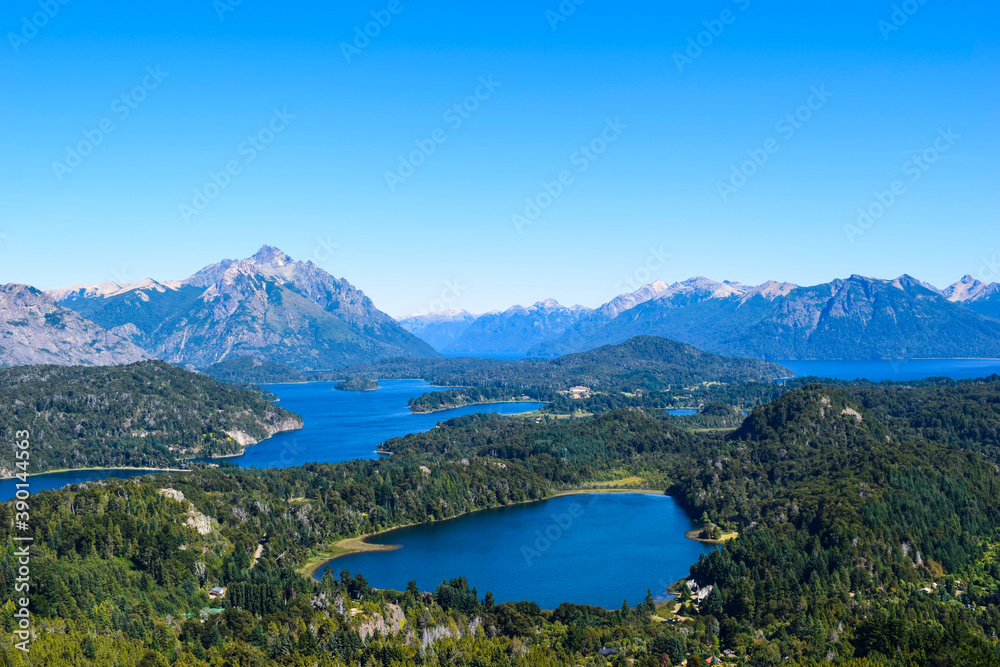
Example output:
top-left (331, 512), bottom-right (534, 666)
top-left (0, 284), bottom-right (149, 367)
top-left (53, 246), bottom-right (439, 369)
top-left (444, 299), bottom-right (592, 356)
top-left (0, 360), bottom-right (301, 473)
top-left (945, 274), bottom-right (1000, 320)
top-left (534, 275), bottom-right (1000, 359)
top-left (397, 309), bottom-right (480, 351)
top-left (536, 278), bottom-right (755, 357)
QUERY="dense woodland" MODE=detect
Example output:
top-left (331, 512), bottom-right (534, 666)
top-left (0, 362), bottom-right (301, 474)
top-left (4, 374), bottom-right (1000, 664)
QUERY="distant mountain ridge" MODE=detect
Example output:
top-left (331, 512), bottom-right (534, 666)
top-left (397, 274), bottom-right (1000, 360)
top-left (397, 309), bottom-right (480, 351)
top-left (532, 274), bottom-right (1000, 360)
top-left (439, 299), bottom-right (593, 357)
top-left (0, 284), bottom-right (149, 367)
top-left (50, 246), bottom-right (438, 370)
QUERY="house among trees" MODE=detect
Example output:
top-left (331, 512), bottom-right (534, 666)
top-left (208, 586), bottom-right (227, 600)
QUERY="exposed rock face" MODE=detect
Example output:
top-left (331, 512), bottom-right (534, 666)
top-left (0, 284), bottom-right (149, 367)
top-left (945, 275), bottom-right (1000, 320)
top-left (356, 603), bottom-right (407, 641)
top-left (159, 488), bottom-right (212, 535)
top-left (49, 246), bottom-right (439, 370)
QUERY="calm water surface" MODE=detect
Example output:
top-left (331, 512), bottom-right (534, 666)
top-left (230, 380), bottom-right (542, 468)
top-left (5, 380), bottom-right (541, 500)
top-left (779, 358), bottom-right (1000, 382)
top-left (319, 493), bottom-right (714, 609)
top-left (0, 468), bottom-right (163, 502)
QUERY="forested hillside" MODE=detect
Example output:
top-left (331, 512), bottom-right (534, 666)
top-left (0, 361), bottom-right (301, 474)
top-left (336, 336), bottom-right (791, 414)
top-left (4, 377), bottom-right (1000, 664)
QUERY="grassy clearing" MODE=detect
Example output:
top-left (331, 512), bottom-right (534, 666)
top-left (684, 524), bottom-right (739, 545)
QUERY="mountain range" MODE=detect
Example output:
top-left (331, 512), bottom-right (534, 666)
top-left (5, 247), bottom-right (1000, 369)
top-left (38, 246), bottom-right (437, 370)
top-left (400, 274), bottom-right (1000, 360)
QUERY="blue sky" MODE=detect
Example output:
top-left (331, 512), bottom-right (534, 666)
top-left (1, 0), bottom-right (997, 316)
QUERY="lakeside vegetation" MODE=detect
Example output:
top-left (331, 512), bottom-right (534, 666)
top-left (0, 361), bottom-right (301, 475)
top-left (6, 374), bottom-right (1000, 663)
top-left (334, 378), bottom-right (380, 392)
top-left (346, 336), bottom-right (792, 412)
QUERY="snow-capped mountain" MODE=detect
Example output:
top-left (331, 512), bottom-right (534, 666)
top-left (533, 274), bottom-right (1000, 359)
top-left (50, 246), bottom-right (439, 369)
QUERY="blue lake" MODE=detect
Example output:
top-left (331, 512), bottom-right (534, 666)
top-left (319, 493), bottom-right (714, 609)
top-left (230, 380), bottom-right (543, 468)
top-left (0, 468), bottom-right (163, 502)
top-left (665, 408), bottom-right (698, 416)
top-left (2, 380), bottom-right (541, 500)
top-left (779, 358), bottom-right (1000, 383)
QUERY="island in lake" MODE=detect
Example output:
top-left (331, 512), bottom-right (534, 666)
top-left (334, 377), bottom-right (381, 391)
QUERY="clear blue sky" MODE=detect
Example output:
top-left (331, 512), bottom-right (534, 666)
top-left (1, 0), bottom-right (997, 316)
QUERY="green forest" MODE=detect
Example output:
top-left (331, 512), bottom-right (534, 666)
top-left (0, 362), bottom-right (301, 474)
top-left (4, 374), bottom-right (1000, 664)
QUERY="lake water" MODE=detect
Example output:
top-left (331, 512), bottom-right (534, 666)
top-left (665, 408), bottom-right (698, 416)
top-left (319, 493), bottom-right (714, 609)
top-left (3, 380), bottom-right (541, 500)
top-left (779, 359), bottom-right (1000, 383)
top-left (0, 468), bottom-right (162, 502)
top-left (229, 380), bottom-right (543, 468)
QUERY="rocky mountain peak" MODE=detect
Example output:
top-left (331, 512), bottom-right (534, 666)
top-left (944, 275), bottom-right (998, 302)
top-left (251, 245), bottom-right (291, 267)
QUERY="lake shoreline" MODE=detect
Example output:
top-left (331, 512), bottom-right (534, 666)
top-left (409, 398), bottom-right (544, 415)
top-left (1, 466), bottom-right (190, 481)
top-left (299, 487), bottom-right (671, 579)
